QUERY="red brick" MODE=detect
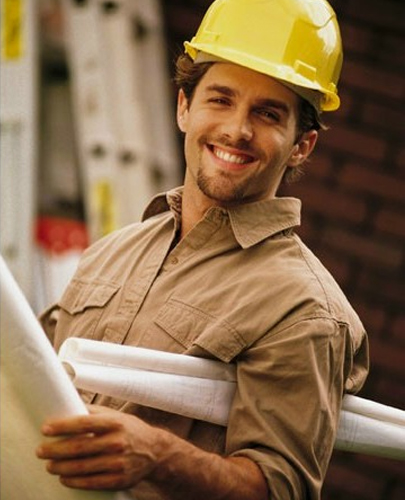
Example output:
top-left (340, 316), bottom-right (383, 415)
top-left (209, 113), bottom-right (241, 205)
top-left (323, 228), bottom-right (403, 270)
top-left (375, 208), bottom-right (405, 239)
top-left (358, 270), bottom-right (404, 305)
top-left (334, 89), bottom-right (355, 120)
top-left (290, 183), bottom-right (367, 225)
top-left (340, 60), bottom-right (404, 101)
top-left (279, 152), bottom-right (335, 192)
top-left (368, 338), bottom-right (405, 374)
top-left (313, 248), bottom-right (352, 288)
top-left (305, 152), bottom-right (335, 182)
top-left (362, 102), bottom-right (405, 136)
top-left (165, 6), bottom-right (203, 38)
top-left (339, 164), bottom-right (405, 202)
top-left (340, 22), bottom-right (372, 56)
top-left (371, 29), bottom-right (405, 72)
top-left (324, 460), bottom-right (385, 499)
top-left (295, 218), bottom-right (320, 244)
top-left (353, 300), bottom-right (387, 337)
top-left (319, 125), bottom-right (386, 163)
top-left (391, 314), bottom-right (405, 345)
top-left (345, 0), bottom-right (405, 31)
top-left (374, 377), bottom-right (405, 414)
top-left (357, 454), bottom-right (405, 477)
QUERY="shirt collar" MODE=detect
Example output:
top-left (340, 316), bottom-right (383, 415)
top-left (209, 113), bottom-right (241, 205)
top-left (141, 187), bottom-right (183, 223)
top-left (142, 187), bottom-right (301, 249)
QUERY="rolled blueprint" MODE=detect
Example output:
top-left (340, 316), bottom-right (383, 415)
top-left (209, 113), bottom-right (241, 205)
top-left (63, 361), bottom-right (235, 426)
top-left (335, 410), bottom-right (405, 460)
top-left (59, 337), bottom-right (405, 461)
top-left (59, 336), bottom-right (237, 382)
top-left (0, 255), bottom-right (130, 500)
top-left (342, 394), bottom-right (405, 427)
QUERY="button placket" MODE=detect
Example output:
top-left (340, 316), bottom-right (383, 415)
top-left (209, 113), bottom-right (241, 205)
top-left (104, 228), bottom-right (175, 343)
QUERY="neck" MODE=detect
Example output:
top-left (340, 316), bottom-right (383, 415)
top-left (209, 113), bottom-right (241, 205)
top-left (180, 187), bottom-right (210, 239)
top-left (180, 170), bottom-right (221, 238)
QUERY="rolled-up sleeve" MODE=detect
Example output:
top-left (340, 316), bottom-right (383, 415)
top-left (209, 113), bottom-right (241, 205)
top-left (227, 316), bottom-right (367, 500)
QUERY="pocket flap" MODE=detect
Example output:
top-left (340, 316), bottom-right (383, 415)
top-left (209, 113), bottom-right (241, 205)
top-left (59, 279), bottom-right (119, 315)
top-left (155, 299), bottom-right (246, 362)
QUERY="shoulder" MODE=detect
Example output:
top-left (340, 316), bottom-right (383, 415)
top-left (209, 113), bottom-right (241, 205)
top-left (255, 232), bottom-right (364, 332)
top-left (75, 212), bottom-right (171, 280)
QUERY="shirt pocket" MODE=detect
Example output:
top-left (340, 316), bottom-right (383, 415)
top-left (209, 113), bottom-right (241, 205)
top-left (152, 298), bottom-right (246, 362)
top-left (55, 278), bottom-right (120, 350)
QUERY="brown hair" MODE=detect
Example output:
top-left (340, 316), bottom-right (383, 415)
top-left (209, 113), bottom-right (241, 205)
top-left (174, 53), bottom-right (325, 183)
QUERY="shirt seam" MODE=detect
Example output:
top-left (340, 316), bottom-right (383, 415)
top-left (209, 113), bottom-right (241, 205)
top-left (291, 234), bottom-right (334, 316)
top-left (263, 314), bottom-right (349, 342)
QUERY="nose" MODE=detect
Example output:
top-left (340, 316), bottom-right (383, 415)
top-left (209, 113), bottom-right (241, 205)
top-left (222, 107), bottom-right (254, 143)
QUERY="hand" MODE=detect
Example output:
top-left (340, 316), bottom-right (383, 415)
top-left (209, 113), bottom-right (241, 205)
top-left (36, 405), bottom-right (165, 490)
top-left (36, 405), bottom-right (268, 499)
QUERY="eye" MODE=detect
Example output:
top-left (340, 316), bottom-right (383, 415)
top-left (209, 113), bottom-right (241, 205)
top-left (256, 108), bottom-right (281, 122)
top-left (208, 96), bottom-right (231, 106)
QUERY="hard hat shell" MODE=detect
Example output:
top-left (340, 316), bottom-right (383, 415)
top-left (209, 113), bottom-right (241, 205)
top-left (184, 0), bottom-right (343, 112)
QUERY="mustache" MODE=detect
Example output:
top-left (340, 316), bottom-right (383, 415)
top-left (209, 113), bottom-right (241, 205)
top-left (201, 134), bottom-right (256, 155)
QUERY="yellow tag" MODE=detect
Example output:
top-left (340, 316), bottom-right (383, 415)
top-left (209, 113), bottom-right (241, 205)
top-left (1, 0), bottom-right (24, 60)
top-left (94, 181), bottom-right (116, 237)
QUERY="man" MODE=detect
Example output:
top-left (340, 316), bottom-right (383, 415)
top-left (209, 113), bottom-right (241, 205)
top-left (36, 0), bottom-right (369, 499)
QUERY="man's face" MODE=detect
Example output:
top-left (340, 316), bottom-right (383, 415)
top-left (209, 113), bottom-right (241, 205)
top-left (177, 62), bottom-right (316, 207)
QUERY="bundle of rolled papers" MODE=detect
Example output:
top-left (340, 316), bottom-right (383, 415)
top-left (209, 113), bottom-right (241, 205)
top-left (58, 337), bottom-right (405, 461)
top-left (0, 255), bottom-right (132, 500)
top-left (1, 251), bottom-right (404, 500)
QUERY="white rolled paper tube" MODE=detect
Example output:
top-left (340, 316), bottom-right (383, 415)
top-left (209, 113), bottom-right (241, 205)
top-left (59, 337), bottom-right (237, 382)
top-left (335, 410), bottom-right (405, 460)
top-left (63, 360), bottom-right (236, 426)
top-left (0, 255), bottom-right (129, 500)
top-left (342, 394), bottom-right (405, 427)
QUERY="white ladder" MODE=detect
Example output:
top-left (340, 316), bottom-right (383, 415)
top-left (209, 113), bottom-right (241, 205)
top-left (0, 0), bottom-right (39, 304)
top-left (62, 0), bottom-right (180, 243)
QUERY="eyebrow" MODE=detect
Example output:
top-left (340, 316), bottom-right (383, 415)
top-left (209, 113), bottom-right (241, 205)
top-left (205, 84), bottom-right (290, 114)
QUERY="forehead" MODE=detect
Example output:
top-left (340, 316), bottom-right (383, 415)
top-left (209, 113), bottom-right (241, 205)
top-left (197, 62), bottom-right (299, 110)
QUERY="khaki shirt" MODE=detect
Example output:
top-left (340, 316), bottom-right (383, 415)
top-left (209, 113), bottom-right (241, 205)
top-left (40, 188), bottom-right (369, 500)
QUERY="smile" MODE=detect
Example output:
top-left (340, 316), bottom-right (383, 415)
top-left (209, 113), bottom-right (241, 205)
top-left (211, 146), bottom-right (254, 165)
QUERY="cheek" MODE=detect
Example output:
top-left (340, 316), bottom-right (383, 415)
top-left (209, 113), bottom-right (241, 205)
top-left (262, 133), bottom-right (296, 163)
top-left (183, 132), bottom-right (199, 166)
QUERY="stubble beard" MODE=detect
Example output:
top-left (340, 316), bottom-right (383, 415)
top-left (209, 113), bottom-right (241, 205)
top-left (194, 135), bottom-right (257, 205)
top-left (196, 168), bottom-right (251, 205)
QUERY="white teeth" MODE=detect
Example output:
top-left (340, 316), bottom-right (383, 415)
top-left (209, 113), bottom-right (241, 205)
top-left (213, 147), bottom-right (249, 164)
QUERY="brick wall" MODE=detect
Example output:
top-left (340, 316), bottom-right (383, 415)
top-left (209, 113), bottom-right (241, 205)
top-left (163, 1), bottom-right (405, 498)
top-left (289, 1), bottom-right (405, 498)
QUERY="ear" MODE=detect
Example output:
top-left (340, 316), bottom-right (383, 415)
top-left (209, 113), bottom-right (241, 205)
top-left (176, 89), bottom-right (189, 133)
top-left (287, 130), bottom-right (318, 167)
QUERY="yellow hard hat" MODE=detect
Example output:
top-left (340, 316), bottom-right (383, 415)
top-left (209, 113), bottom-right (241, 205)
top-left (184, 0), bottom-right (343, 112)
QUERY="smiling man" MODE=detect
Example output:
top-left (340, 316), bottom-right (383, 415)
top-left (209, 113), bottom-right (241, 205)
top-left (37, 1), bottom-right (369, 499)
top-left (178, 63), bottom-right (318, 233)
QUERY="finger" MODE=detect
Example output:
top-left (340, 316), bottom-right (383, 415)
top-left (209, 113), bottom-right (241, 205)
top-left (59, 472), bottom-right (133, 491)
top-left (37, 431), bottom-right (126, 460)
top-left (41, 413), bottom-right (120, 437)
top-left (46, 453), bottom-right (125, 477)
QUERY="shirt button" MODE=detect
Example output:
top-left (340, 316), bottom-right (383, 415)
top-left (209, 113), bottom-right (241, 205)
top-left (170, 256), bottom-right (179, 265)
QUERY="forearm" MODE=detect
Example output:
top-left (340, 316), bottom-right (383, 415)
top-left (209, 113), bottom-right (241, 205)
top-left (36, 409), bottom-right (268, 499)
top-left (150, 428), bottom-right (268, 500)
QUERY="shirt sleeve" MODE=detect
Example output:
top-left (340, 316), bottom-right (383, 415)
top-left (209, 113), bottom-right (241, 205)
top-left (226, 316), bottom-right (368, 500)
